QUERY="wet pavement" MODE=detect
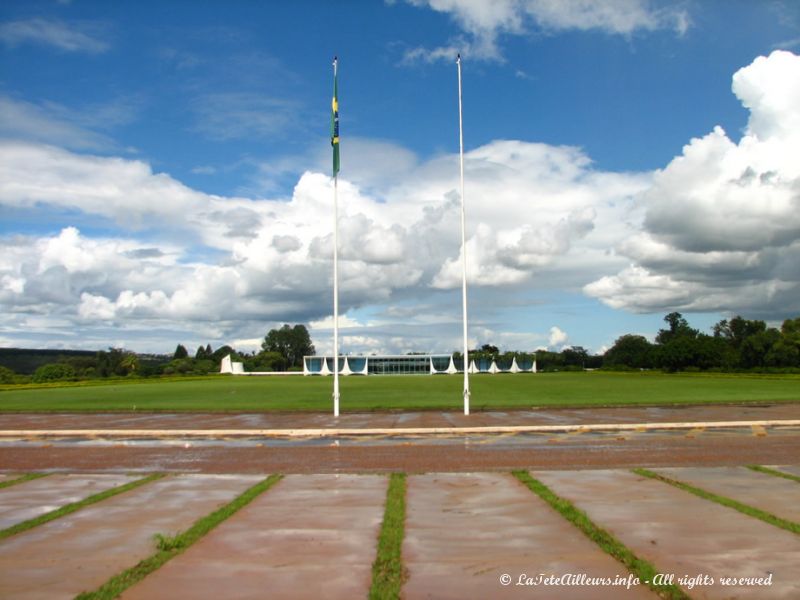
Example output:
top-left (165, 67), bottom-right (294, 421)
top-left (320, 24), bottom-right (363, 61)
top-left (533, 469), bottom-right (800, 599)
top-left (653, 466), bottom-right (800, 522)
top-left (402, 473), bottom-right (656, 599)
top-left (2, 406), bottom-right (798, 474)
top-left (0, 473), bottom-right (138, 529)
top-left (775, 465), bottom-right (800, 477)
top-left (1, 403), bottom-right (797, 430)
top-left (0, 468), bottom-right (797, 599)
top-left (122, 474), bottom-right (386, 600)
top-left (2, 425), bottom-right (799, 473)
top-left (0, 474), bottom-right (263, 600)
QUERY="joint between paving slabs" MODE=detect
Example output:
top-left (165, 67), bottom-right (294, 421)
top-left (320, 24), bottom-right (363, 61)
top-left (632, 468), bottom-right (800, 536)
top-left (74, 473), bottom-right (284, 600)
top-left (0, 473), bottom-right (166, 541)
top-left (512, 470), bottom-right (693, 600)
top-left (0, 472), bottom-right (51, 490)
top-left (369, 472), bottom-right (408, 600)
top-left (745, 465), bottom-right (800, 484)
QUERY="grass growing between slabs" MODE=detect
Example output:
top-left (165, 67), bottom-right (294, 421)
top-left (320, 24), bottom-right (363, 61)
top-left (0, 474), bottom-right (165, 541)
top-left (0, 472), bottom-right (49, 490)
top-left (75, 474), bottom-right (283, 600)
top-left (370, 473), bottom-right (407, 600)
top-left (633, 468), bottom-right (800, 536)
top-left (746, 464), bottom-right (800, 484)
top-left (1, 371), bottom-right (798, 412)
top-left (512, 470), bottom-right (691, 600)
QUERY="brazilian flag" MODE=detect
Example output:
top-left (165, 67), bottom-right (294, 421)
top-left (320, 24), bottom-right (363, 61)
top-left (331, 59), bottom-right (340, 177)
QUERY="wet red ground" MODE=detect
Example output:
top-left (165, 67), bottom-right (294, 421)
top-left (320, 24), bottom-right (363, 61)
top-left (2, 402), bottom-right (797, 430)
top-left (1, 404), bottom-right (797, 474)
top-left (3, 430), bottom-right (799, 473)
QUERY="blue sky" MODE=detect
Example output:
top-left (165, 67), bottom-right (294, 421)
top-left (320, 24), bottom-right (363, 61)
top-left (1, 0), bottom-right (799, 356)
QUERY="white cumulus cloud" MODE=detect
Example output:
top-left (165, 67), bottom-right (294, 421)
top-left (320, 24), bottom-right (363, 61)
top-left (0, 132), bottom-right (646, 352)
top-left (548, 325), bottom-right (568, 348)
top-left (585, 50), bottom-right (800, 318)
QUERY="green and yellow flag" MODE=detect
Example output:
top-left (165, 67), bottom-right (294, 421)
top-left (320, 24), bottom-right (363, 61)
top-left (331, 57), bottom-right (340, 177)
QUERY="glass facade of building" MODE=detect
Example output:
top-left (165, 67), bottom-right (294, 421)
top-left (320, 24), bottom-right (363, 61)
top-left (366, 355), bottom-right (431, 375)
top-left (303, 354), bottom-right (453, 375)
top-left (302, 354), bottom-right (537, 376)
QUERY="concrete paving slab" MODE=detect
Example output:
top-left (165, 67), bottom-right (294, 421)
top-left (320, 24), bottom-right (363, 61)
top-left (0, 473), bottom-right (138, 529)
top-left (403, 473), bottom-right (656, 599)
top-left (773, 465), bottom-right (800, 478)
top-left (534, 469), bottom-right (800, 599)
top-left (121, 474), bottom-right (387, 600)
top-left (0, 474), bottom-right (263, 600)
top-left (654, 466), bottom-right (800, 522)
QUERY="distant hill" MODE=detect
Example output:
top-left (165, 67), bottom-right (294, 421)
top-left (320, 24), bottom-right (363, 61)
top-left (0, 348), bottom-right (100, 375)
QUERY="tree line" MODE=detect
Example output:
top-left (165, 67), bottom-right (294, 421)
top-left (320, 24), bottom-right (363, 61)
top-left (466, 312), bottom-right (799, 373)
top-left (603, 312), bottom-right (800, 372)
top-left (0, 324), bottom-right (315, 384)
top-left (2, 314), bottom-right (798, 385)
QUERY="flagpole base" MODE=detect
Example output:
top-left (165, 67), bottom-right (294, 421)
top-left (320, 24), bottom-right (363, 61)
top-left (463, 389), bottom-right (470, 416)
top-left (333, 392), bottom-right (340, 417)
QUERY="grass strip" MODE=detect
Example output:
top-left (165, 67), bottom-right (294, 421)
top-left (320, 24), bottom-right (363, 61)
top-left (633, 468), bottom-right (800, 535)
top-left (0, 474), bottom-right (165, 541)
top-left (75, 473), bottom-right (283, 600)
top-left (2, 371), bottom-right (799, 413)
top-left (512, 471), bottom-right (690, 600)
top-left (369, 473), bottom-right (407, 600)
top-left (0, 472), bottom-right (49, 490)
top-left (746, 464), bottom-right (800, 484)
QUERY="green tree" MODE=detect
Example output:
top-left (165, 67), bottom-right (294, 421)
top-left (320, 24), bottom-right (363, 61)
top-left (262, 324), bottom-right (315, 368)
top-left (562, 346), bottom-right (589, 369)
top-left (655, 336), bottom-right (695, 372)
top-left (245, 351), bottom-right (288, 372)
top-left (32, 363), bottom-right (76, 383)
top-left (604, 335), bottom-right (653, 369)
top-left (211, 345), bottom-right (238, 363)
top-left (765, 340), bottom-right (800, 367)
top-left (782, 317), bottom-right (800, 339)
top-left (0, 365), bottom-right (17, 384)
top-left (656, 312), bottom-right (698, 345)
top-left (740, 328), bottom-right (781, 369)
top-left (779, 318), bottom-right (800, 367)
top-left (713, 316), bottom-right (766, 350)
top-left (120, 353), bottom-right (139, 374)
top-left (163, 358), bottom-right (193, 375)
top-left (173, 344), bottom-right (188, 359)
top-left (534, 349), bottom-right (564, 371)
top-left (95, 348), bottom-right (128, 377)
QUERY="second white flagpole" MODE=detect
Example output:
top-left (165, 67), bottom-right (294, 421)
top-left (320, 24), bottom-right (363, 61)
top-left (457, 53), bottom-right (470, 415)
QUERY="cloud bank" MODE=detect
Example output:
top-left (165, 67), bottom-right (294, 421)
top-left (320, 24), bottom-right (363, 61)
top-left (1, 51), bottom-right (798, 353)
top-left (585, 50), bottom-right (800, 317)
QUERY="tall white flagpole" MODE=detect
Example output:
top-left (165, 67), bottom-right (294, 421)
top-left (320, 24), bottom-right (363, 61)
top-left (333, 173), bottom-right (340, 417)
top-left (332, 56), bottom-right (340, 417)
top-left (457, 53), bottom-right (470, 415)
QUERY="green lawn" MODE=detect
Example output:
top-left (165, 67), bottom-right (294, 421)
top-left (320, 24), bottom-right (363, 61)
top-left (0, 371), bottom-right (798, 412)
